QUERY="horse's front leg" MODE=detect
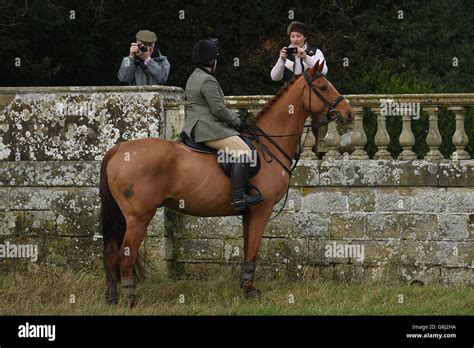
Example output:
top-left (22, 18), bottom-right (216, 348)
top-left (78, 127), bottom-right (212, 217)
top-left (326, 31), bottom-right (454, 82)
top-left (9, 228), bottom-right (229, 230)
top-left (241, 205), bottom-right (273, 298)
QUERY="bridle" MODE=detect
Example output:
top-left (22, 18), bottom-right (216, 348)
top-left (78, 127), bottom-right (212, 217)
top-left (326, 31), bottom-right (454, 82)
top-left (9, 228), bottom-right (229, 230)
top-left (244, 69), bottom-right (347, 173)
top-left (303, 69), bottom-right (346, 128)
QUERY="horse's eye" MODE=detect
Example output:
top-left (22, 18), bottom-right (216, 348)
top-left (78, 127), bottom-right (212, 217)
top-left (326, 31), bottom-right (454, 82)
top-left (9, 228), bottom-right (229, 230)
top-left (320, 85), bottom-right (328, 91)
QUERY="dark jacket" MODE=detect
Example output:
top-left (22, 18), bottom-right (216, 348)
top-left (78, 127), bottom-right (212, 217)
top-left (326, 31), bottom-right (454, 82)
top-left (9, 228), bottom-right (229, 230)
top-left (183, 68), bottom-right (240, 143)
top-left (283, 44), bottom-right (319, 82)
top-left (118, 51), bottom-right (170, 85)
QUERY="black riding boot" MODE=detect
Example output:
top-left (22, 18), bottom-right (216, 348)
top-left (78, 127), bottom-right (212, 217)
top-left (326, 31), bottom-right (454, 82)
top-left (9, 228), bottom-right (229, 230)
top-left (231, 154), bottom-right (264, 211)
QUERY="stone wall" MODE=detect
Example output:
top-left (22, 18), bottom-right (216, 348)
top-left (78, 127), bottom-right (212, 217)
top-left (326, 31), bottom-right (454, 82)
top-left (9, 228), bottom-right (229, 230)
top-left (0, 86), bottom-right (182, 272)
top-left (0, 87), bottom-right (472, 286)
top-left (170, 160), bottom-right (474, 286)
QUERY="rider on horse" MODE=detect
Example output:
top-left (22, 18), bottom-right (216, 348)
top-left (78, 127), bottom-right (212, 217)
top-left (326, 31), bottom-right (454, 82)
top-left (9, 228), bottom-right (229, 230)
top-left (182, 40), bottom-right (264, 211)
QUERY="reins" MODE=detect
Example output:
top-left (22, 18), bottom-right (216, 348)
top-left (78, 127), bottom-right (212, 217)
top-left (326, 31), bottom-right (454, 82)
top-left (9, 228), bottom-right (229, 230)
top-left (239, 69), bottom-right (345, 220)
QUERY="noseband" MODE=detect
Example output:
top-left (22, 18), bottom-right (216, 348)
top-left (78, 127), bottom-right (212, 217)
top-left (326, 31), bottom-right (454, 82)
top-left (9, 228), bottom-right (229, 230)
top-left (303, 70), bottom-right (346, 128)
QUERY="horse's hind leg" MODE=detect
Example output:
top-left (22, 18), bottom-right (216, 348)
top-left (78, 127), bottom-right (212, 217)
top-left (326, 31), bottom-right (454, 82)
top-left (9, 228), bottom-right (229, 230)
top-left (119, 212), bottom-right (154, 307)
top-left (104, 241), bottom-right (120, 304)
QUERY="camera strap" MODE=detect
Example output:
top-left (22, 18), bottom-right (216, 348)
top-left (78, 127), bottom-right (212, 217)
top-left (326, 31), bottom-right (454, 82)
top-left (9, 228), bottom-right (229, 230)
top-left (134, 59), bottom-right (148, 70)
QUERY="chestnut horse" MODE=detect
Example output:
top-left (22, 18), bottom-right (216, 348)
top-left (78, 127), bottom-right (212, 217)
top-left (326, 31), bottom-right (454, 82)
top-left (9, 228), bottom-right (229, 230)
top-left (100, 61), bottom-right (353, 306)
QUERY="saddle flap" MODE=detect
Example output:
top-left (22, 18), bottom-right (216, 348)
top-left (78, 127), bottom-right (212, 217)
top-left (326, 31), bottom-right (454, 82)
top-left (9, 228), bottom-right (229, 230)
top-left (180, 131), bottom-right (217, 154)
top-left (179, 131), bottom-right (260, 179)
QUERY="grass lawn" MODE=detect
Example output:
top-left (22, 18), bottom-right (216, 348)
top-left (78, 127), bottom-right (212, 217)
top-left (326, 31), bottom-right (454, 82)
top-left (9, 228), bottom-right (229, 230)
top-left (0, 267), bottom-right (473, 315)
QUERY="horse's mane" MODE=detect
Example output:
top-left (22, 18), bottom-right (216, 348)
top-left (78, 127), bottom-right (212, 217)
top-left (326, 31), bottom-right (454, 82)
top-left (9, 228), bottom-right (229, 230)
top-left (255, 74), bottom-right (303, 120)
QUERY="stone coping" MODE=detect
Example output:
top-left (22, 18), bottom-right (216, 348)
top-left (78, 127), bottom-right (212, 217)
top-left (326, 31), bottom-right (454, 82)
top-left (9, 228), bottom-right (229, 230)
top-left (1, 159), bottom-right (473, 187)
top-left (225, 93), bottom-right (474, 108)
top-left (0, 85), bottom-right (184, 94)
top-left (1, 88), bottom-right (472, 108)
top-left (0, 85), bottom-right (185, 107)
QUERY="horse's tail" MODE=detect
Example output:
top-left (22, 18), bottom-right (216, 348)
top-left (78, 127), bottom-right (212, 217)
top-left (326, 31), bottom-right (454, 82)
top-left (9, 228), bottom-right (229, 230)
top-left (99, 145), bottom-right (146, 282)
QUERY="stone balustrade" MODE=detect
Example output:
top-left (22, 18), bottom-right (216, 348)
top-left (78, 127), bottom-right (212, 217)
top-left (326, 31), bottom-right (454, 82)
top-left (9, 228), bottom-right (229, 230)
top-left (225, 94), bottom-right (473, 161)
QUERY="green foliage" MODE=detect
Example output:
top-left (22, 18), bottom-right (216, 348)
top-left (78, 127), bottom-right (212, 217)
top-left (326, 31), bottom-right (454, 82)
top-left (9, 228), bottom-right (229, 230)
top-left (345, 64), bottom-right (434, 94)
top-left (0, 0), bottom-right (472, 156)
top-left (1, 0), bottom-right (472, 93)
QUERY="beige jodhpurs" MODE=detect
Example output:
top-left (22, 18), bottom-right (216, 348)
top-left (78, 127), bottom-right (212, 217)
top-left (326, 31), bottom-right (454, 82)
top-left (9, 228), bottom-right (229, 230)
top-left (205, 136), bottom-right (252, 158)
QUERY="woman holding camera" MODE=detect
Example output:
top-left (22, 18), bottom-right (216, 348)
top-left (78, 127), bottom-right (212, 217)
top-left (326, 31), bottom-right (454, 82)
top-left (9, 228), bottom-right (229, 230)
top-left (270, 21), bottom-right (328, 156)
top-left (270, 21), bottom-right (327, 82)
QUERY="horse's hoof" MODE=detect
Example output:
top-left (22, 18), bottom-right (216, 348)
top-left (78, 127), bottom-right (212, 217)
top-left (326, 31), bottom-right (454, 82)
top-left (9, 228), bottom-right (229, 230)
top-left (128, 295), bottom-right (137, 308)
top-left (105, 296), bottom-right (119, 305)
top-left (105, 291), bottom-right (119, 305)
top-left (245, 287), bottom-right (261, 298)
top-left (242, 282), bottom-right (261, 298)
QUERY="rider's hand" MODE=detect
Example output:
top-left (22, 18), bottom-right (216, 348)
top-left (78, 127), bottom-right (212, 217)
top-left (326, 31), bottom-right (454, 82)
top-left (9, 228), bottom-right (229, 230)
top-left (129, 43), bottom-right (139, 58)
top-left (296, 47), bottom-right (307, 58)
top-left (280, 47), bottom-right (288, 61)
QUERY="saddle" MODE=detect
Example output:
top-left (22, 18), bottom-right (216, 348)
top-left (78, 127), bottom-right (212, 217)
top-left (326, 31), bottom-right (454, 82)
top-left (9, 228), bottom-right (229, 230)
top-left (179, 131), bottom-right (261, 178)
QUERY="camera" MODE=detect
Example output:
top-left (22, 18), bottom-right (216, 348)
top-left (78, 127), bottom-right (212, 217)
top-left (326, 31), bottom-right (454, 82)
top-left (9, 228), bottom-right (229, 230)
top-left (285, 47), bottom-right (298, 55)
top-left (138, 43), bottom-right (148, 53)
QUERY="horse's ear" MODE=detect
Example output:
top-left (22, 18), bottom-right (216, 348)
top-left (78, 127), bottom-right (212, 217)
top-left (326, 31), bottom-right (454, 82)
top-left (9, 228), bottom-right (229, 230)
top-left (317, 59), bottom-right (325, 73)
top-left (310, 59), bottom-right (321, 74)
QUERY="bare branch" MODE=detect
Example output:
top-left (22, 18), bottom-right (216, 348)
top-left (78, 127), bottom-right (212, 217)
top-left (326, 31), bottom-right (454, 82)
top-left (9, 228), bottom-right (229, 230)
top-left (20, 0), bottom-right (28, 16)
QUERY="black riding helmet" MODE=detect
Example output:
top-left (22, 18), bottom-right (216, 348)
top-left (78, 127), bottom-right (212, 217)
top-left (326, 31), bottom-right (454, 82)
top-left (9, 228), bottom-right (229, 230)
top-left (192, 40), bottom-right (219, 65)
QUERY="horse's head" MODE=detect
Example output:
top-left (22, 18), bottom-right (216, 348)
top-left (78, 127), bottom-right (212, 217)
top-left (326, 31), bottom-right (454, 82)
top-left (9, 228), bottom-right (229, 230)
top-left (302, 61), bottom-right (353, 125)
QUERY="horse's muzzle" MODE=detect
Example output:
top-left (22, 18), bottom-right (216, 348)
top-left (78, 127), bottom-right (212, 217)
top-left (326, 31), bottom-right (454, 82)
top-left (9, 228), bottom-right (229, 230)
top-left (347, 111), bottom-right (354, 122)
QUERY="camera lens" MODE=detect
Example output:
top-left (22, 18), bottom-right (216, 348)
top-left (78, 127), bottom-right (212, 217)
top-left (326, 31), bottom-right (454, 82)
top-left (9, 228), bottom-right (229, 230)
top-left (139, 44), bottom-right (147, 52)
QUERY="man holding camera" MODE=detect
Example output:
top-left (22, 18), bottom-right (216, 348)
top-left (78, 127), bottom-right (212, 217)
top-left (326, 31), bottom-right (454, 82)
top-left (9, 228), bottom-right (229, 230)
top-left (118, 30), bottom-right (170, 86)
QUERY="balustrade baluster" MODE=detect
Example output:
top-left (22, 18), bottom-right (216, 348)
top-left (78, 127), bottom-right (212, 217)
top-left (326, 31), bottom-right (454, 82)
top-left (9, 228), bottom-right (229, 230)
top-left (398, 114), bottom-right (417, 160)
top-left (349, 106), bottom-right (369, 159)
top-left (323, 121), bottom-right (342, 160)
top-left (424, 106), bottom-right (443, 160)
top-left (373, 107), bottom-right (392, 160)
top-left (448, 106), bottom-right (470, 160)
